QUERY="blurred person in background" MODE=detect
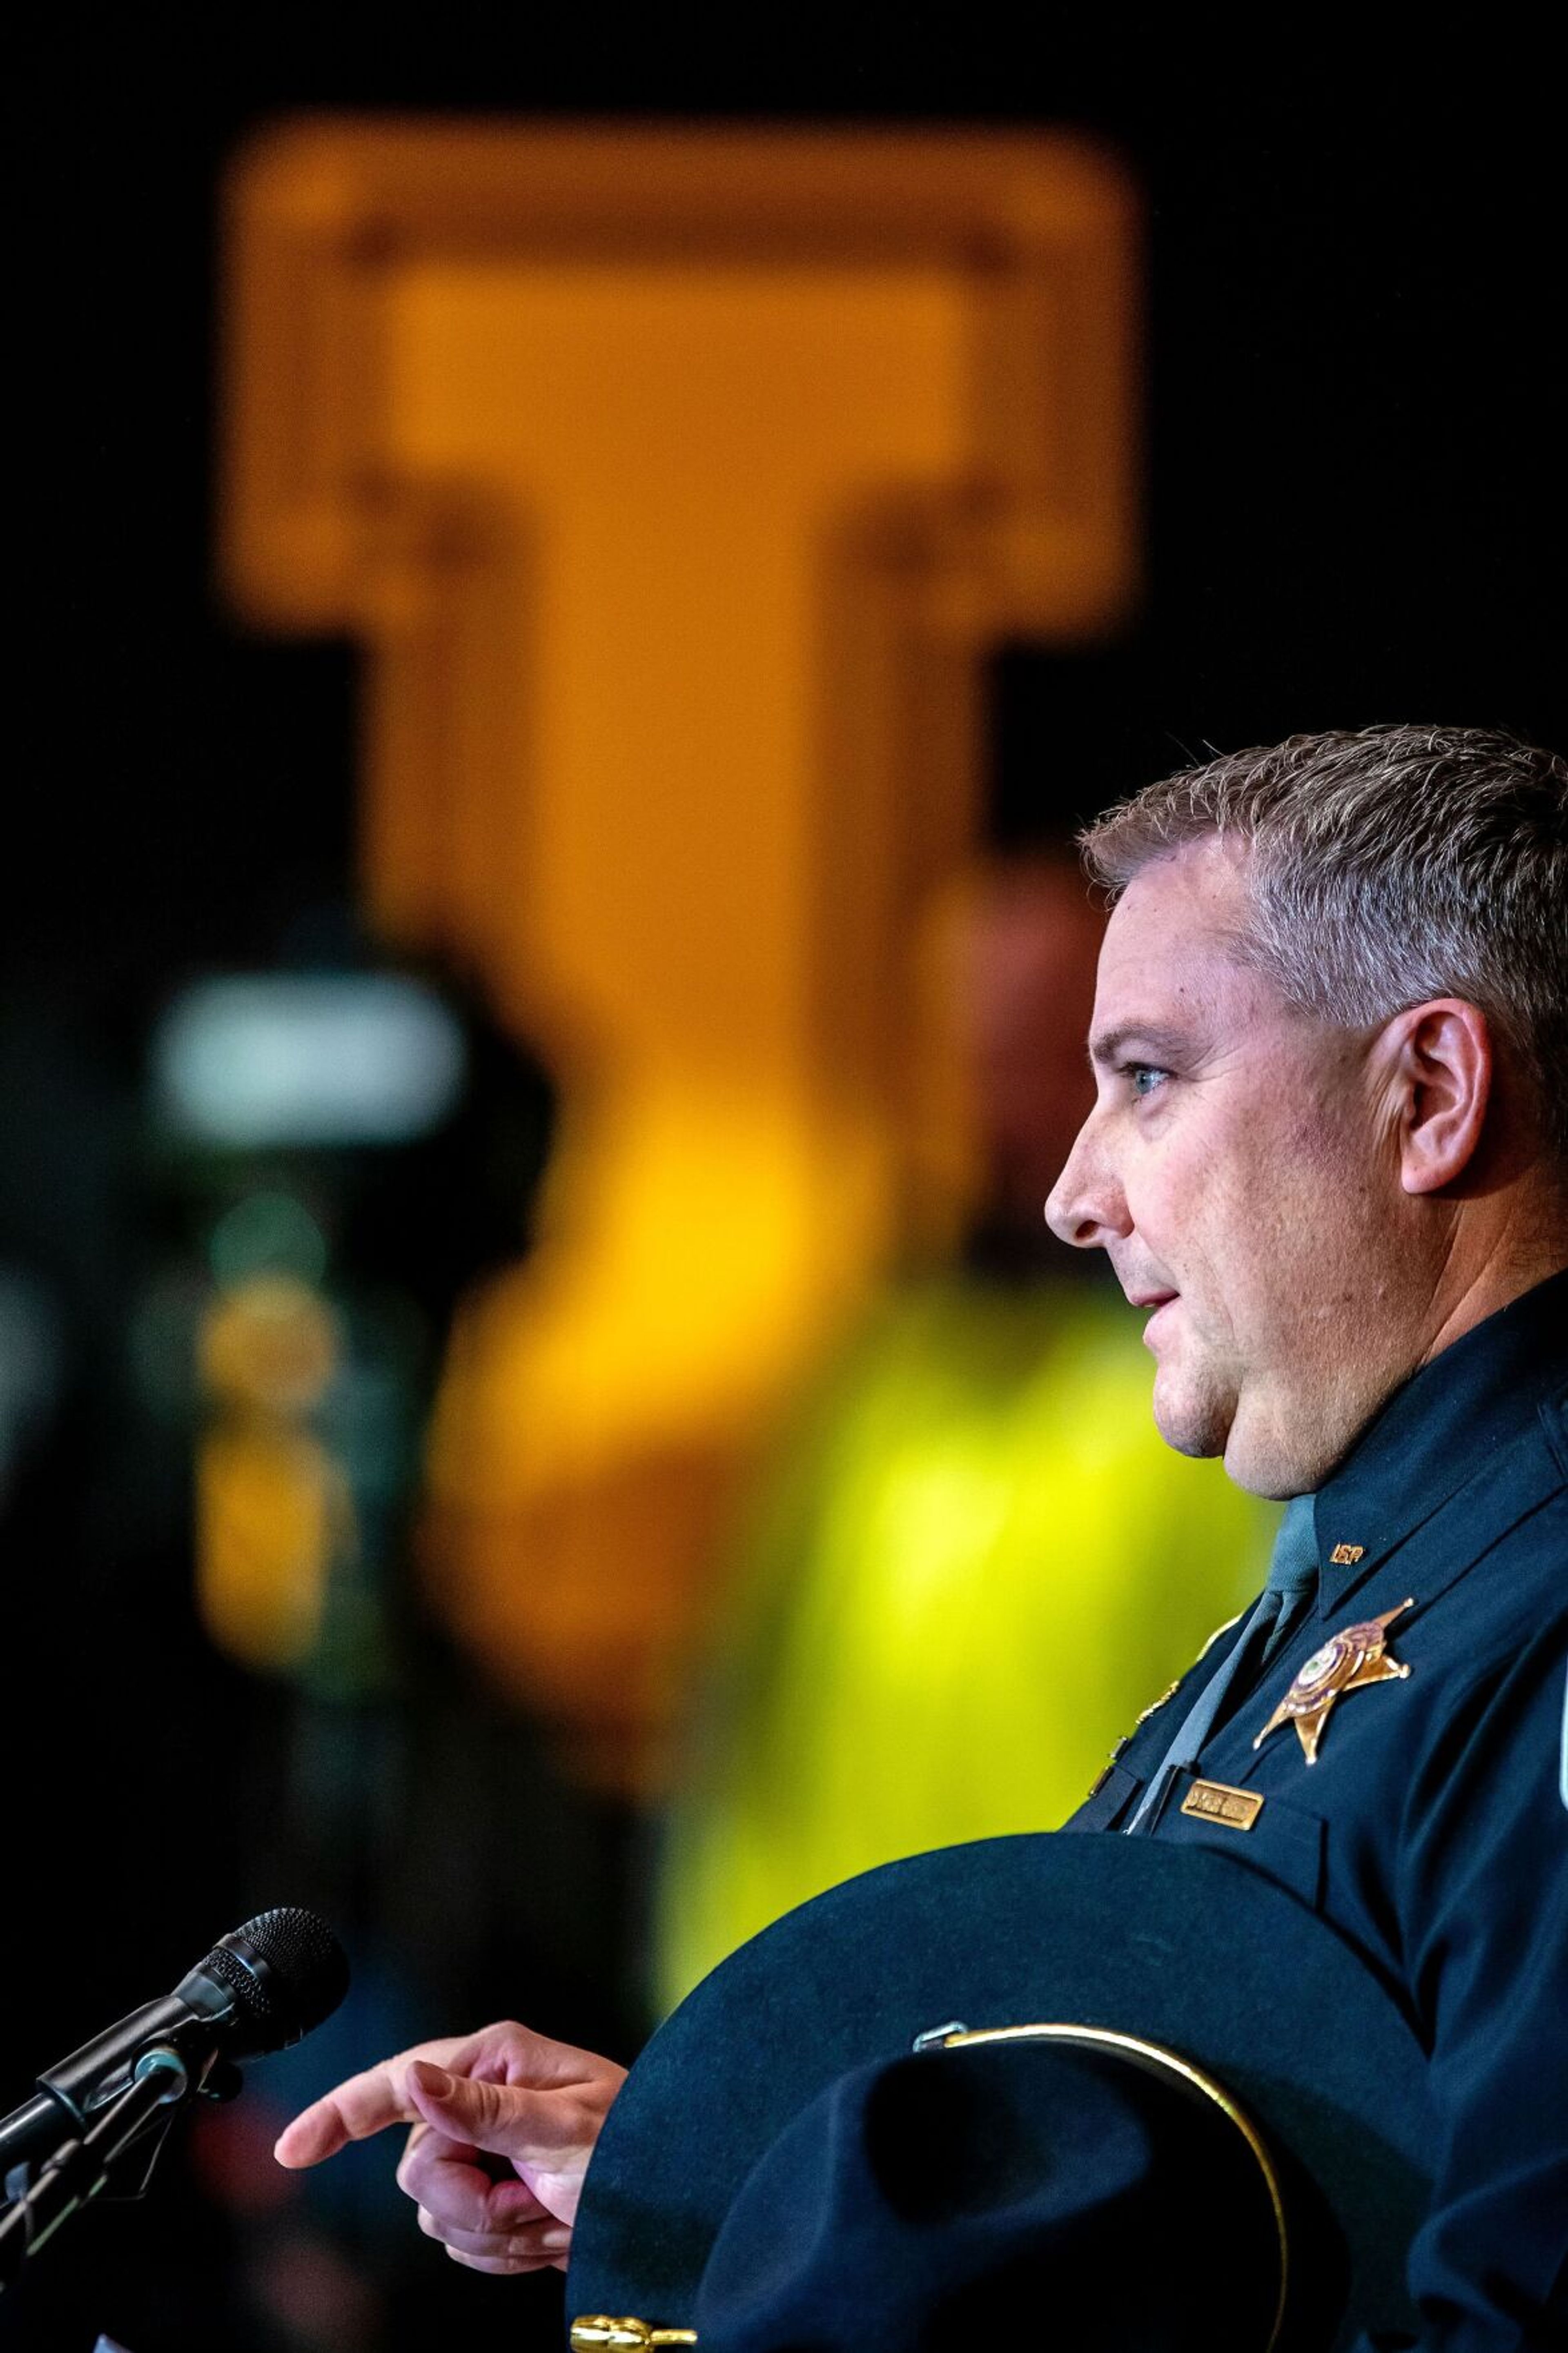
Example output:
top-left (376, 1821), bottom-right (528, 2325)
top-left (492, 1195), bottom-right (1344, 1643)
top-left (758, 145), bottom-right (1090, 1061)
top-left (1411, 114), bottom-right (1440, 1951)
top-left (653, 851), bottom-right (1275, 2005)
top-left (142, 942), bottom-right (635, 2353)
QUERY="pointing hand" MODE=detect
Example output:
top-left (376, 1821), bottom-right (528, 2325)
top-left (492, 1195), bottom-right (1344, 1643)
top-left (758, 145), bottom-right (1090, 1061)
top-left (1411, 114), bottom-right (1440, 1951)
top-left (274, 2020), bottom-right (627, 2273)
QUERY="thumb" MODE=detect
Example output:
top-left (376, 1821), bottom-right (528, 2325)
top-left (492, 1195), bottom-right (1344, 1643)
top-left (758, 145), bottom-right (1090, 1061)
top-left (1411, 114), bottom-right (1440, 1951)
top-left (405, 2061), bottom-right (583, 2165)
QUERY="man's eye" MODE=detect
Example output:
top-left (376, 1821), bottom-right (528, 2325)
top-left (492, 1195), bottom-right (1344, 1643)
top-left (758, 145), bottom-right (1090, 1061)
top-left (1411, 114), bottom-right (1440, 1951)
top-left (1127, 1064), bottom-right (1170, 1099)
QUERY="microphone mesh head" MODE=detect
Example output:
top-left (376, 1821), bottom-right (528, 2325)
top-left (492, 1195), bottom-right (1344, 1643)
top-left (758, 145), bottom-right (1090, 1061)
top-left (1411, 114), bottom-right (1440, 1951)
top-left (209, 1907), bottom-right (350, 2052)
top-left (202, 1941), bottom-right (274, 2018)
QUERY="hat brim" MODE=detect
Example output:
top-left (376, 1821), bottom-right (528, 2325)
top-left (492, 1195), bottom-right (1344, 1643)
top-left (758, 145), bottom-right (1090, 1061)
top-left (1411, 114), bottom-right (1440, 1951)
top-left (570, 1833), bottom-right (1432, 2348)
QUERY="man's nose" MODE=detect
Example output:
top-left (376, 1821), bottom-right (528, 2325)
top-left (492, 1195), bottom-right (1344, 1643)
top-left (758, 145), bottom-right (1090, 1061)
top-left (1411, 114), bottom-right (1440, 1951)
top-left (1045, 1114), bottom-right (1129, 1250)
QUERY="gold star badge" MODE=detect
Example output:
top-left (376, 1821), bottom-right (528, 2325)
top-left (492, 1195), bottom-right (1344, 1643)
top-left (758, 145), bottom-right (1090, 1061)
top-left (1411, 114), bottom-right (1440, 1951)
top-left (1253, 1600), bottom-right (1413, 1765)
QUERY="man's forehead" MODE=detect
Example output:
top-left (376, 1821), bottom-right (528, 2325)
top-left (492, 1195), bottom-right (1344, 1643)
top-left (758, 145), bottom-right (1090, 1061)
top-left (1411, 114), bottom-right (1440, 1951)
top-left (1091, 841), bottom-right (1254, 1022)
top-left (1085, 842), bottom-right (1323, 1076)
top-left (1109, 835), bottom-right (1252, 933)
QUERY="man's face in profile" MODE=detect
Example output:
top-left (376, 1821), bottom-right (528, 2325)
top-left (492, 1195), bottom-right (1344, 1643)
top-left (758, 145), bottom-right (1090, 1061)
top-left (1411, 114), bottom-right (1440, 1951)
top-left (1047, 838), bottom-right (1408, 1496)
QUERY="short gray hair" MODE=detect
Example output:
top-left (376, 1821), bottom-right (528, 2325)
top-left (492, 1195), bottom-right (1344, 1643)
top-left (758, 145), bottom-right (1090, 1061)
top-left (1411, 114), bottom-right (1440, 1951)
top-left (1080, 724), bottom-right (1568, 1165)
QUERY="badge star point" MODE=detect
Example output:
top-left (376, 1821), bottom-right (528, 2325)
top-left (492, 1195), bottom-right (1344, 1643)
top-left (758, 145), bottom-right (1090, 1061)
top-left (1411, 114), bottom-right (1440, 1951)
top-left (1254, 1599), bottom-right (1413, 1765)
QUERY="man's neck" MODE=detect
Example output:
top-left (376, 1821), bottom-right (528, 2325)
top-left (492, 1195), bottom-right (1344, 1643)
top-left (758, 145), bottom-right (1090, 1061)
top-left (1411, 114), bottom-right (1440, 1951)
top-left (1416, 1205), bottom-right (1568, 1372)
top-left (1240, 1249), bottom-right (1567, 1502)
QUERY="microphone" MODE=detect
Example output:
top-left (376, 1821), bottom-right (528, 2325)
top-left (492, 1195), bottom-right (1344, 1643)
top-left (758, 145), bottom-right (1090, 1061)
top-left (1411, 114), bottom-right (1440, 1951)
top-left (0, 1907), bottom-right (350, 2182)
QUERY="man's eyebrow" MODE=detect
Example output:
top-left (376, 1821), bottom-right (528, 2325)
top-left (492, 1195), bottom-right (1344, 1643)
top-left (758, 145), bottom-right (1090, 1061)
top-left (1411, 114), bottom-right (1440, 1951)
top-left (1087, 1021), bottom-right (1194, 1071)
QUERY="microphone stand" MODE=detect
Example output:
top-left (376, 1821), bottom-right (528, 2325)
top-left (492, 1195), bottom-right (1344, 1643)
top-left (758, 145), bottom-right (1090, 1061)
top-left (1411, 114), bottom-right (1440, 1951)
top-left (0, 2093), bottom-right (72, 2194)
top-left (0, 2047), bottom-right (191, 2288)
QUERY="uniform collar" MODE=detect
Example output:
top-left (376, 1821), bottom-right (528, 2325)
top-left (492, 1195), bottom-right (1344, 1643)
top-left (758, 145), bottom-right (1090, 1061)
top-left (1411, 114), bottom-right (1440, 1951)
top-left (1311, 1266), bottom-right (1568, 1617)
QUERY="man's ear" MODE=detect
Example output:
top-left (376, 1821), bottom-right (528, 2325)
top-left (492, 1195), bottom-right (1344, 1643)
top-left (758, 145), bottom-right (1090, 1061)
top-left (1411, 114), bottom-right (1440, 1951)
top-left (1381, 998), bottom-right (1494, 1195)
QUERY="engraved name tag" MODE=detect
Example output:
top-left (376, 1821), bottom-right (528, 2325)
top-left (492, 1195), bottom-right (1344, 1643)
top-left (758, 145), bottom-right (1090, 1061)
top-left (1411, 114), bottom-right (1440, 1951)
top-left (1180, 1778), bottom-right (1264, 1831)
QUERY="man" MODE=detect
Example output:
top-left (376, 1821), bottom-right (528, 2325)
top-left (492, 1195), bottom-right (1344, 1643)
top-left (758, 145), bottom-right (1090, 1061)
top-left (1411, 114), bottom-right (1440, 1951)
top-left (277, 725), bottom-right (1567, 2346)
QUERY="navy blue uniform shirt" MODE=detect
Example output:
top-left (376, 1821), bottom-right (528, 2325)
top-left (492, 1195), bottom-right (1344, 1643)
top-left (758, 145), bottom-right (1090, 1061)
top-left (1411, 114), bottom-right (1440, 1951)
top-left (1067, 1268), bottom-right (1568, 2352)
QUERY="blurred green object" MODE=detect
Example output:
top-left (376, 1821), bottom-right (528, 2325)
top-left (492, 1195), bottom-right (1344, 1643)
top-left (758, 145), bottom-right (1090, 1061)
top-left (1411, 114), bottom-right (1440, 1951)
top-left (655, 1274), bottom-right (1276, 2009)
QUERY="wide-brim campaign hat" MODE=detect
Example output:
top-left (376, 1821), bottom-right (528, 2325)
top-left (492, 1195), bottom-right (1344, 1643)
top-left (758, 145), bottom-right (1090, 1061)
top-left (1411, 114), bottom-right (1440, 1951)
top-left (567, 1834), bottom-right (1434, 2352)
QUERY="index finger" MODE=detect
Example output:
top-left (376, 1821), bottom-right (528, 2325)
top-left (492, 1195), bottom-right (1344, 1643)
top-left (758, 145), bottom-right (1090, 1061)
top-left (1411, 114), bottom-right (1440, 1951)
top-left (275, 2036), bottom-right (475, 2167)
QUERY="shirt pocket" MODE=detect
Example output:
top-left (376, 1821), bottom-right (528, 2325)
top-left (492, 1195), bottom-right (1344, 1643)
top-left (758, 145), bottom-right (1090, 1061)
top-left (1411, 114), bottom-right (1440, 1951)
top-left (1161, 1770), bottom-right (1327, 1911)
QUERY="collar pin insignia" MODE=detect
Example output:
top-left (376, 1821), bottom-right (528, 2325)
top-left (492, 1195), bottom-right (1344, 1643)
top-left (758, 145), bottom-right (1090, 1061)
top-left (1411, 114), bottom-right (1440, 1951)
top-left (1134, 1676), bottom-right (1183, 1727)
top-left (1254, 1599), bottom-right (1413, 1765)
top-left (1329, 1543), bottom-right (1364, 1565)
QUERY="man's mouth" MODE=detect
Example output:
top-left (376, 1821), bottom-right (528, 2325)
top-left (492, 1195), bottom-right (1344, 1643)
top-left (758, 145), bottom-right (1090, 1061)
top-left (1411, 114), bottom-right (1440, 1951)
top-left (1129, 1288), bottom-right (1180, 1344)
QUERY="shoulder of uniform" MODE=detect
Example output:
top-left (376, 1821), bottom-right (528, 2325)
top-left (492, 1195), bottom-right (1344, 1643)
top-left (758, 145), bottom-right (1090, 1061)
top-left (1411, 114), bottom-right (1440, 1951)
top-left (1538, 1382), bottom-right (1568, 1480)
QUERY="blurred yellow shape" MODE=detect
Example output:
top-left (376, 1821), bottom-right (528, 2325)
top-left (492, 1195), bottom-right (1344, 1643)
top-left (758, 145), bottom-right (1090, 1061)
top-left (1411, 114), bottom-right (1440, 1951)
top-left (223, 128), bottom-right (1136, 1782)
top-left (200, 1274), bottom-right (339, 1416)
top-left (196, 1277), bottom-right (352, 1671)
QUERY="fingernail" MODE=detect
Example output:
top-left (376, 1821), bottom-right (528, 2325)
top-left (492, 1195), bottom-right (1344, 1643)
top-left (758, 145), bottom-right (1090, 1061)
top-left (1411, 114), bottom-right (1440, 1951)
top-left (415, 2063), bottom-right (454, 2098)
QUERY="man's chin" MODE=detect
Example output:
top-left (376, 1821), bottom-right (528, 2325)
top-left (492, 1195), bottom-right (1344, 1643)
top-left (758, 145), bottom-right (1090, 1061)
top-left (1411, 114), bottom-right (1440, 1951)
top-left (1154, 1361), bottom-right (1338, 1497)
top-left (1150, 1364), bottom-right (1235, 1463)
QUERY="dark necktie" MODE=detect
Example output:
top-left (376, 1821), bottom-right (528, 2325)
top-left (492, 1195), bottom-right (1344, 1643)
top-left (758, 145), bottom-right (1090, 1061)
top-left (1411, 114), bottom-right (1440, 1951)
top-left (1125, 1493), bottom-right (1319, 1833)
